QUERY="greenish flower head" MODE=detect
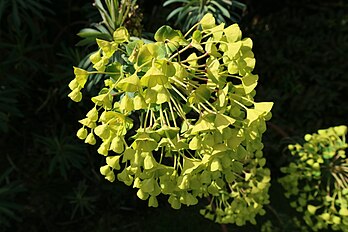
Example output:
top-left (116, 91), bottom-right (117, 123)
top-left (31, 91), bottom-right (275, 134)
top-left (69, 13), bottom-right (273, 226)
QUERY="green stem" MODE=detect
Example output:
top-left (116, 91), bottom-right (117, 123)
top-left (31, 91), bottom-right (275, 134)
top-left (172, 86), bottom-right (201, 113)
top-left (180, 63), bottom-right (206, 73)
top-left (159, 147), bottom-right (164, 164)
top-left (187, 80), bottom-right (200, 88)
top-left (177, 154), bottom-right (183, 171)
top-left (188, 64), bottom-right (207, 69)
top-left (104, 68), bottom-right (124, 96)
top-left (239, 96), bottom-right (256, 105)
top-left (163, 108), bottom-right (171, 127)
top-left (185, 149), bottom-right (199, 160)
top-left (140, 112), bottom-right (144, 129)
top-left (88, 71), bottom-right (120, 75)
top-left (201, 40), bottom-right (228, 45)
top-left (150, 110), bottom-right (155, 127)
top-left (168, 101), bottom-right (178, 128)
top-left (184, 22), bottom-right (200, 38)
top-left (171, 76), bottom-right (197, 90)
top-left (173, 153), bottom-right (177, 170)
top-left (120, 1), bottom-right (132, 26)
top-left (181, 52), bottom-right (209, 63)
top-left (199, 102), bottom-right (216, 114)
top-left (203, 99), bottom-right (218, 112)
top-left (169, 43), bottom-right (192, 61)
top-left (171, 81), bottom-right (188, 96)
top-left (201, 29), bottom-right (225, 40)
top-left (136, 59), bottom-right (152, 72)
top-left (265, 205), bottom-right (284, 229)
top-left (159, 104), bottom-right (166, 126)
top-left (144, 104), bottom-right (151, 128)
top-left (233, 99), bottom-right (248, 111)
top-left (170, 96), bottom-right (187, 120)
top-left (189, 74), bottom-right (207, 81)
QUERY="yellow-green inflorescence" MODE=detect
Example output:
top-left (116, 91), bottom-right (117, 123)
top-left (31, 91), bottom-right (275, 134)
top-left (279, 125), bottom-right (348, 231)
top-left (68, 13), bottom-right (273, 226)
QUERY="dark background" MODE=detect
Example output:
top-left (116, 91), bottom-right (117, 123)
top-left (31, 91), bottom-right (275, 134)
top-left (0, 0), bottom-right (347, 231)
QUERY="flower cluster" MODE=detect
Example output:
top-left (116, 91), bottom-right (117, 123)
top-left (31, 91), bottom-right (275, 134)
top-left (68, 13), bottom-right (273, 225)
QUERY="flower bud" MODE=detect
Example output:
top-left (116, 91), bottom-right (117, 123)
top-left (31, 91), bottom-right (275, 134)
top-left (85, 133), bottom-right (96, 145)
top-left (97, 142), bottom-right (109, 156)
top-left (68, 88), bottom-right (82, 102)
top-left (106, 156), bottom-right (121, 170)
top-left (73, 67), bottom-right (88, 87)
top-left (105, 171), bottom-right (115, 182)
top-left (68, 79), bottom-right (78, 90)
top-left (100, 164), bottom-right (111, 175)
top-left (86, 107), bottom-right (98, 122)
top-left (76, 127), bottom-right (87, 140)
top-left (110, 136), bottom-right (124, 154)
top-left (90, 51), bottom-right (101, 64)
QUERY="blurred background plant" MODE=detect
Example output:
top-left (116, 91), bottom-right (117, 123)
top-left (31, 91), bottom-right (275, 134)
top-left (0, 168), bottom-right (25, 228)
top-left (163, 0), bottom-right (246, 32)
top-left (0, 0), bottom-right (347, 231)
top-left (279, 125), bottom-right (348, 231)
top-left (0, 0), bottom-right (52, 134)
top-left (34, 131), bottom-right (87, 180)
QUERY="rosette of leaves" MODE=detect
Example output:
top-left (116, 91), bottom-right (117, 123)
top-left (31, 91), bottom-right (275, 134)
top-left (77, 0), bottom-right (143, 93)
top-left (163, 0), bottom-right (246, 32)
top-left (279, 125), bottom-right (348, 231)
top-left (77, 0), bottom-right (142, 46)
top-left (68, 13), bottom-right (273, 226)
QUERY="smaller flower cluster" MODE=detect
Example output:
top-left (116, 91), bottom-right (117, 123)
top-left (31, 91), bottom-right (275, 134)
top-left (279, 125), bottom-right (348, 231)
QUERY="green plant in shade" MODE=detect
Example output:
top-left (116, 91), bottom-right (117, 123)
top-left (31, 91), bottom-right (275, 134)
top-left (35, 132), bottom-right (87, 180)
top-left (261, 217), bottom-right (309, 232)
top-left (163, 0), bottom-right (246, 32)
top-left (0, 88), bottom-right (22, 132)
top-left (0, 0), bottom-right (52, 31)
top-left (279, 125), bottom-right (348, 231)
top-left (68, 13), bottom-right (272, 226)
top-left (0, 168), bottom-right (25, 227)
top-left (66, 180), bottom-right (97, 219)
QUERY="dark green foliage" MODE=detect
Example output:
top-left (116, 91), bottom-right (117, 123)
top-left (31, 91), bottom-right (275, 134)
top-left (246, 1), bottom-right (348, 230)
top-left (0, 168), bottom-right (25, 228)
top-left (34, 132), bottom-right (87, 179)
top-left (0, 88), bottom-right (22, 132)
top-left (251, 1), bottom-right (348, 134)
top-left (0, 0), bottom-right (52, 31)
top-left (163, 0), bottom-right (246, 32)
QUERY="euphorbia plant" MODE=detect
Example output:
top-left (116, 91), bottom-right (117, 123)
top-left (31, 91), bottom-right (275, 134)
top-left (68, 13), bottom-right (273, 226)
top-left (279, 125), bottom-right (348, 231)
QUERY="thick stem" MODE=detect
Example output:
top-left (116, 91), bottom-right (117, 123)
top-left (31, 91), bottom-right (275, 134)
top-left (220, 224), bottom-right (228, 232)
